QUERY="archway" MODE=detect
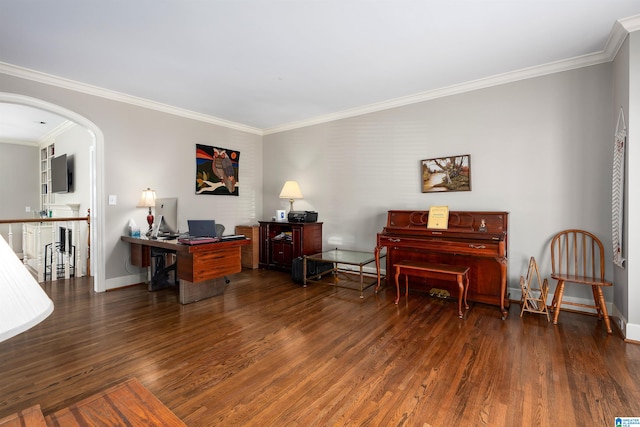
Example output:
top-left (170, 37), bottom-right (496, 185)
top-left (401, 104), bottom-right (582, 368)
top-left (0, 92), bottom-right (105, 292)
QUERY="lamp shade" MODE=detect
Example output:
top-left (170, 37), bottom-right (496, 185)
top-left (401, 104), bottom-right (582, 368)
top-left (137, 188), bottom-right (156, 208)
top-left (279, 181), bottom-right (303, 200)
top-left (0, 234), bottom-right (54, 342)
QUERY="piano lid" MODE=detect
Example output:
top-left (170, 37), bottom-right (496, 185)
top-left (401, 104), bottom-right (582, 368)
top-left (384, 210), bottom-right (508, 239)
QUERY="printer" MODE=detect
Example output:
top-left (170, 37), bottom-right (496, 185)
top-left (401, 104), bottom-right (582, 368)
top-left (288, 210), bottom-right (318, 223)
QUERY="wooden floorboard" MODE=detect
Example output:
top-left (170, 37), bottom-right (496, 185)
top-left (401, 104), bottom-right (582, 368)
top-left (0, 269), bottom-right (639, 426)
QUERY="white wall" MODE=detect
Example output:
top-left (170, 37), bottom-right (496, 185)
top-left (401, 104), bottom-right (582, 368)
top-left (264, 64), bottom-right (615, 308)
top-left (0, 142), bottom-right (39, 252)
top-left (1, 56), bottom-right (634, 332)
top-left (0, 73), bottom-right (264, 290)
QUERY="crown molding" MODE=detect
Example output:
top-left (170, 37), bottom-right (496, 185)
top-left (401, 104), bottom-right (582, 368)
top-left (39, 120), bottom-right (76, 144)
top-left (0, 62), bottom-right (263, 136)
top-left (264, 50), bottom-right (610, 135)
top-left (0, 138), bottom-right (39, 146)
top-left (619, 14), bottom-right (640, 33)
top-left (264, 16), bottom-right (640, 135)
top-left (3, 14), bottom-right (638, 138)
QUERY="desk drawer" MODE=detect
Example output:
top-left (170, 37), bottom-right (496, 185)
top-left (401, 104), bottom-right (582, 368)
top-left (178, 247), bottom-right (241, 282)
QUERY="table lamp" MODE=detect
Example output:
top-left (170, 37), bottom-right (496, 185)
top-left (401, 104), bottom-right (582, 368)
top-left (137, 188), bottom-right (156, 233)
top-left (279, 181), bottom-right (303, 212)
top-left (0, 234), bottom-right (54, 343)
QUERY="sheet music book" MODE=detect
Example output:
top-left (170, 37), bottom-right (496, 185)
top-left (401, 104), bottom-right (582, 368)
top-left (427, 206), bottom-right (449, 229)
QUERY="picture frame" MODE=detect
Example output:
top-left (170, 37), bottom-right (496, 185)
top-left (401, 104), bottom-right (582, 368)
top-left (421, 154), bottom-right (471, 193)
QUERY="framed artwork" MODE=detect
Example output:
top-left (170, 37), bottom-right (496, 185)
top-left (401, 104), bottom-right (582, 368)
top-left (421, 154), bottom-right (471, 193)
top-left (195, 144), bottom-right (240, 196)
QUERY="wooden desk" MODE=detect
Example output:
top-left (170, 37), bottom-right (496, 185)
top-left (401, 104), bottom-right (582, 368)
top-left (121, 236), bottom-right (249, 304)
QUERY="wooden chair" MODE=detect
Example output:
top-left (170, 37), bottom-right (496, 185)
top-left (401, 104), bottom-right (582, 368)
top-left (549, 229), bottom-right (612, 333)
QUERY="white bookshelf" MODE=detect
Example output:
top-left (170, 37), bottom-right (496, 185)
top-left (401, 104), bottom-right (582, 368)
top-left (40, 143), bottom-right (55, 211)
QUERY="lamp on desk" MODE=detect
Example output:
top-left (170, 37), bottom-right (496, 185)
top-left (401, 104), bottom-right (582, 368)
top-left (137, 188), bottom-right (156, 234)
top-left (279, 181), bottom-right (303, 212)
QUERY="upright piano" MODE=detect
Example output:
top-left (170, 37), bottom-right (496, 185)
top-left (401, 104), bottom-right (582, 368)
top-left (375, 210), bottom-right (509, 318)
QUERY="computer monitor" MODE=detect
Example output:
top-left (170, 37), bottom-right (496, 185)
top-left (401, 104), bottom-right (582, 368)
top-left (155, 197), bottom-right (179, 235)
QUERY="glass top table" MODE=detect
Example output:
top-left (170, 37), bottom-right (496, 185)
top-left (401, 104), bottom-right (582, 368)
top-left (303, 249), bottom-right (385, 298)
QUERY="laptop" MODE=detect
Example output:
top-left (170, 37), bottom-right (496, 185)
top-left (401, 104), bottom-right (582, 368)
top-left (187, 220), bottom-right (217, 238)
top-left (179, 220), bottom-right (219, 245)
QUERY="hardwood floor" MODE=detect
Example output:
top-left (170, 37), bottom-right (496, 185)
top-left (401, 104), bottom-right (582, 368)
top-left (1, 269), bottom-right (639, 426)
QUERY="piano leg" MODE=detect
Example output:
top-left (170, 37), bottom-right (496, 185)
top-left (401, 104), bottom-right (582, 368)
top-left (498, 257), bottom-right (509, 319)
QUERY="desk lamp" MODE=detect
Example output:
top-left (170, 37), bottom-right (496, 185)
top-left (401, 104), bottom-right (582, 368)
top-left (279, 181), bottom-right (303, 212)
top-left (137, 188), bottom-right (156, 234)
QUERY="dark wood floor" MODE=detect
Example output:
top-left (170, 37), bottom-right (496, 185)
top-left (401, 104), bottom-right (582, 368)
top-left (1, 269), bottom-right (639, 426)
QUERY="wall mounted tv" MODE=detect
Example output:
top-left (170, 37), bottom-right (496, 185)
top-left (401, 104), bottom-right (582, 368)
top-left (51, 153), bottom-right (74, 193)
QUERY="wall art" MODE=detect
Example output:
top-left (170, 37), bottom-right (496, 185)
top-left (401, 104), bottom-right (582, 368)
top-left (195, 144), bottom-right (240, 196)
top-left (421, 154), bottom-right (471, 193)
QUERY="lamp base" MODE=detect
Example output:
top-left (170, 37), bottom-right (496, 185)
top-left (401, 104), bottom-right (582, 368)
top-left (147, 209), bottom-right (154, 233)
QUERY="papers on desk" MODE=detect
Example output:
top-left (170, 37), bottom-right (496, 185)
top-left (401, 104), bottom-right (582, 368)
top-left (220, 234), bottom-right (246, 241)
top-left (178, 237), bottom-right (219, 245)
top-left (177, 235), bottom-right (246, 245)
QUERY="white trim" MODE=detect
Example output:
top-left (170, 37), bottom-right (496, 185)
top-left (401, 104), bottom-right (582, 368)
top-left (106, 274), bottom-right (147, 291)
top-left (1, 15), bottom-right (639, 138)
top-left (0, 138), bottom-right (39, 146)
top-left (0, 61), bottom-right (263, 136)
top-left (39, 120), bottom-right (76, 144)
top-left (626, 323), bottom-right (640, 342)
top-left (0, 92), bottom-right (106, 293)
top-left (264, 50), bottom-right (613, 135)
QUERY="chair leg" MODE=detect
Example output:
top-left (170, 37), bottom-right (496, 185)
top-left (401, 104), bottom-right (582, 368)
top-left (552, 281), bottom-right (565, 325)
top-left (593, 285), bottom-right (612, 334)
top-left (591, 285), bottom-right (604, 320)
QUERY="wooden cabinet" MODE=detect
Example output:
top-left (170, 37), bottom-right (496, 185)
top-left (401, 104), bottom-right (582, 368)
top-left (258, 221), bottom-right (322, 270)
top-left (235, 225), bottom-right (259, 269)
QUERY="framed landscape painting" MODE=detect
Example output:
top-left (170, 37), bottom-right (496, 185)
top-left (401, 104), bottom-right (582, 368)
top-left (421, 154), bottom-right (471, 193)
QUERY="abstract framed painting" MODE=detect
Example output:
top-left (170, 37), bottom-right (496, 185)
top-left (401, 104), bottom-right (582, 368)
top-left (421, 154), bottom-right (471, 193)
top-left (195, 144), bottom-right (240, 196)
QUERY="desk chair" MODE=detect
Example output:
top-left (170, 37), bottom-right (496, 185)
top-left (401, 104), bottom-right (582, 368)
top-left (549, 229), bottom-right (612, 333)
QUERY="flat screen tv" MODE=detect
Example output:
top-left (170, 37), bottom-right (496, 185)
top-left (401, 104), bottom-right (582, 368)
top-left (51, 154), bottom-right (73, 193)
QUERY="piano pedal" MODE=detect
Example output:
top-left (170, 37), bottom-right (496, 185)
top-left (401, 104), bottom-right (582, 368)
top-left (429, 288), bottom-right (450, 299)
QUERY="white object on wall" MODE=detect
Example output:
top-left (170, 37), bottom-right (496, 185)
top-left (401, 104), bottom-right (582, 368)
top-left (612, 107), bottom-right (626, 268)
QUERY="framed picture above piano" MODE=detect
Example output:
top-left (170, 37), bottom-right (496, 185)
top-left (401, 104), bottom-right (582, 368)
top-left (421, 154), bottom-right (471, 193)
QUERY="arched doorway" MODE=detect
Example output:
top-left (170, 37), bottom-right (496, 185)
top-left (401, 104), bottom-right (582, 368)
top-left (0, 92), bottom-right (105, 292)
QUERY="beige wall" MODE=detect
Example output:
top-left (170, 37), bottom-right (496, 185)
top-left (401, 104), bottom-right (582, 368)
top-left (0, 73), bottom-right (264, 289)
top-left (264, 63), bottom-right (615, 310)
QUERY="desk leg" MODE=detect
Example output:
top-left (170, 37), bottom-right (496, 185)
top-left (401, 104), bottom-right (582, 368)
top-left (302, 256), bottom-right (308, 287)
top-left (179, 278), bottom-right (226, 304)
top-left (374, 245), bottom-right (382, 293)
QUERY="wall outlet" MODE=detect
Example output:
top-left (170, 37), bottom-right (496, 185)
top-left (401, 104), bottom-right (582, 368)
top-left (25, 206), bottom-right (30, 212)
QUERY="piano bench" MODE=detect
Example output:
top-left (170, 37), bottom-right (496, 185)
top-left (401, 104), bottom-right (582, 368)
top-left (394, 260), bottom-right (470, 318)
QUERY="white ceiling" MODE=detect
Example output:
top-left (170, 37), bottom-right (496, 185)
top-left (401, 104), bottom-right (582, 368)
top-left (1, 0), bottom-right (640, 138)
